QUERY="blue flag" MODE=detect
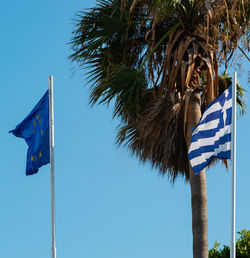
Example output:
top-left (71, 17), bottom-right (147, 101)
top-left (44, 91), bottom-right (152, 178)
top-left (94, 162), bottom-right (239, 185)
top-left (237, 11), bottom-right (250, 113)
top-left (10, 91), bottom-right (50, 175)
top-left (188, 86), bottom-right (232, 174)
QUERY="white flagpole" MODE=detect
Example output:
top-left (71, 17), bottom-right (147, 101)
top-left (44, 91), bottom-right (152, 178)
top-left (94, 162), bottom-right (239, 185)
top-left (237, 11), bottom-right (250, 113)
top-left (230, 72), bottom-right (237, 258)
top-left (49, 76), bottom-right (57, 258)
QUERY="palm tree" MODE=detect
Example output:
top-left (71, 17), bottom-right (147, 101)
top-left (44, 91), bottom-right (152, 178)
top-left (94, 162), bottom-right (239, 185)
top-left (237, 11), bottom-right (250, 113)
top-left (69, 0), bottom-right (249, 257)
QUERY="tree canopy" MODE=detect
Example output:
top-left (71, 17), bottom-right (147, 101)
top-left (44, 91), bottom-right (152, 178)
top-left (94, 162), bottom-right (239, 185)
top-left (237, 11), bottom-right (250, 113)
top-left (209, 229), bottom-right (250, 258)
top-left (70, 0), bottom-right (249, 182)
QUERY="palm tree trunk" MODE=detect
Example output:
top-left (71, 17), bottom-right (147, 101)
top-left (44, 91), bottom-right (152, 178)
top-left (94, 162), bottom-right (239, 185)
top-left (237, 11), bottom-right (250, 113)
top-left (186, 91), bottom-right (208, 258)
top-left (189, 167), bottom-right (208, 258)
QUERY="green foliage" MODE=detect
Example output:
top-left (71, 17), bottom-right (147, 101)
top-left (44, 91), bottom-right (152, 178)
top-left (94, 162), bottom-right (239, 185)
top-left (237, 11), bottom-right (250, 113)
top-left (218, 72), bottom-right (247, 116)
top-left (70, 0), bottom-right (150, 119)
top-left (90, 63), bottom-right (147, 118)
top-left (209, 229), bottom-right (250, 258)
top-left (209, 241), bottom-right (230, 258)
top-left (236, 229), bottom-right (250, 258)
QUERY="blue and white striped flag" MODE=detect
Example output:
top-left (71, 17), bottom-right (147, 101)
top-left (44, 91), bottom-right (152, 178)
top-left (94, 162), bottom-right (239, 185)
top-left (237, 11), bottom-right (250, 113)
top-left (188, 85), bottom-right (232, 174)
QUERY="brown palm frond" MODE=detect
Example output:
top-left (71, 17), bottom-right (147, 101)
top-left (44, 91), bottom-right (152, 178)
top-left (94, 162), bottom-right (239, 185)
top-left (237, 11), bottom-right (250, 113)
top-left (119, 88), bottom-right (189, 182)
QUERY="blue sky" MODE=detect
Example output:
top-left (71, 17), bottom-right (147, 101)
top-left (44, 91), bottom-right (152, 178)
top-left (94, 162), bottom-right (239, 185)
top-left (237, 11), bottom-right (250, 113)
top-left (1, 1), bottom-right (249, 258)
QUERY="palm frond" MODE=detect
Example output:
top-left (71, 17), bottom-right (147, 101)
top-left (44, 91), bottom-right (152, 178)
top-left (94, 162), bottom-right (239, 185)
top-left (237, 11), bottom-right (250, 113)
top-left (90, 64), bottom-right (147, 118)
top-left (117, 88), bottom-right (189, 182)
top-left (218, 72), bottom-right (247, 116)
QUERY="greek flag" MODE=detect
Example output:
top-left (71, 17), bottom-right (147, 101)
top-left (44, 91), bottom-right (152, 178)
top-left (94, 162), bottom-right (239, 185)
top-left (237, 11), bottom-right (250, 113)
top-left (188, 85), bottom-right (232, 174)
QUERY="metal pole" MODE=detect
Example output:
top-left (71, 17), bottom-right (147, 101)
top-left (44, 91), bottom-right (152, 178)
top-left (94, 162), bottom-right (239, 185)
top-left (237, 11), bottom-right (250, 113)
top-left (230, 72), bottom-right (237, 258)
top-left (49, 76), bottom-right (57, 258)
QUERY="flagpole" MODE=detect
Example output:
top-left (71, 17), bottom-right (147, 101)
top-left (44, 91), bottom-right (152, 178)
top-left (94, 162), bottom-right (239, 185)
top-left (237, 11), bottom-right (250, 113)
top-left (230, 72), bottom-right (237, 258)
top-left (49, 76), bottom-right (57, 258)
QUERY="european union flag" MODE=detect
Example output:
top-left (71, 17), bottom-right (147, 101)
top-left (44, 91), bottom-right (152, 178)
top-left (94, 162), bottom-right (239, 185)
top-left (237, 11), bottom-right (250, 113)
top-left (10, 91), bottom-right (50, 175)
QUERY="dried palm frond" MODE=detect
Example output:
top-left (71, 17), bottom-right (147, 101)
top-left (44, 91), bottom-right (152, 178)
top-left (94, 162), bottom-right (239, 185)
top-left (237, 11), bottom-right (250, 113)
top-left (117, 87), bottom-right (189, 182)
